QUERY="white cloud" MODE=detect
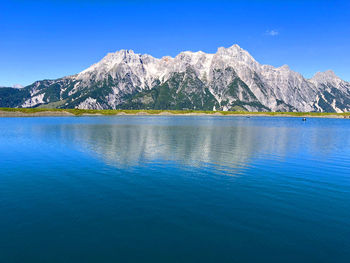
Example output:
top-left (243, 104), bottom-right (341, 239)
top-left (265, 30), bottom-right (279, 36)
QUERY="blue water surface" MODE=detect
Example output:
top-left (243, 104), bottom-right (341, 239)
top-left (0, 116), bottom-right (349, 262)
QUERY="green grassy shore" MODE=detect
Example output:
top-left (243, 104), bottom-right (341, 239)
top-left (1, 107), bottom-right (350, 118)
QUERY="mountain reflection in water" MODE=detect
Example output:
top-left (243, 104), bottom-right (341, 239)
top-left (1, 116), bottom-right (350, 263)
top-left (40, 116), bottom-right (347, 173)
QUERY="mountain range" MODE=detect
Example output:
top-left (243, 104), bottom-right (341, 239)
top-left (1, 44), bottom-right (349, 112)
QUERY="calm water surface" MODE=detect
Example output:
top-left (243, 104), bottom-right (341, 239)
top-left (0, 116), bottom-right (349, 262)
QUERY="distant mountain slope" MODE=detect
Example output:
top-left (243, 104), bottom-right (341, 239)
top-left (1, 45), bottom-right (350, 112)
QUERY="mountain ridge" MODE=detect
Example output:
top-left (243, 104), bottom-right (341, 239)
top-left (1, 44), bottom-right (349, 112)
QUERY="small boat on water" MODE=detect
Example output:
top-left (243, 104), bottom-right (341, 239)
top-left (302, 118), bottom-right (307, 121)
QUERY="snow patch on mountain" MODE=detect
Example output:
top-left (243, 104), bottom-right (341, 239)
top-left (22, 93), bottom-right (45, 108)
top-left (77, 97), bottom-right (103, 110)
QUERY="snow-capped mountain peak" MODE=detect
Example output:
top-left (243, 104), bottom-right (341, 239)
top-left (311, 70), bottom-right (342, 84)
top-left (2, 44), bottom-right (349, 113)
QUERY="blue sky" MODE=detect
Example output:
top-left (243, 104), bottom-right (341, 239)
top-left (1, 0), bottom-right (349, 87)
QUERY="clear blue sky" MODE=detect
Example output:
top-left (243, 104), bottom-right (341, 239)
top-left (1, 0), bottom-right (349, 87)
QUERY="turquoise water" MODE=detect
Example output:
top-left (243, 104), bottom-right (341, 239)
top-left (0, 116), bottom-right (349, 262)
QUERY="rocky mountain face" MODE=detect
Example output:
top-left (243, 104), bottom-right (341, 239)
top-left (1, 44), bottom-right (350, 112)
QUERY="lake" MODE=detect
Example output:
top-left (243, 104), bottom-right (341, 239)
top-left (0, 116), bottom-right (349, 262)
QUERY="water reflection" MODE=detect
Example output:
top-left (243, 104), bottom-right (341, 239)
top-left (45, 117), bottom-right (350, 170)
top-left (2, 116), bottom-right (350, 263)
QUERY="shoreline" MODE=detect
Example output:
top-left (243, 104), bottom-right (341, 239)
top-left (0, 109), bottom-right (349, 119)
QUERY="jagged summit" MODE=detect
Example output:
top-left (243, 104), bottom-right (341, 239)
top-left (217, 44), bottom-right (244, 53)
top-left (78, 44), bottom-right (261, 86)
top-left (80, 44), bottom-right (255, 75)
top-left (312, 70), bottom-right (341, 83)
top-left (1, 44), bottom-right (349, 112)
